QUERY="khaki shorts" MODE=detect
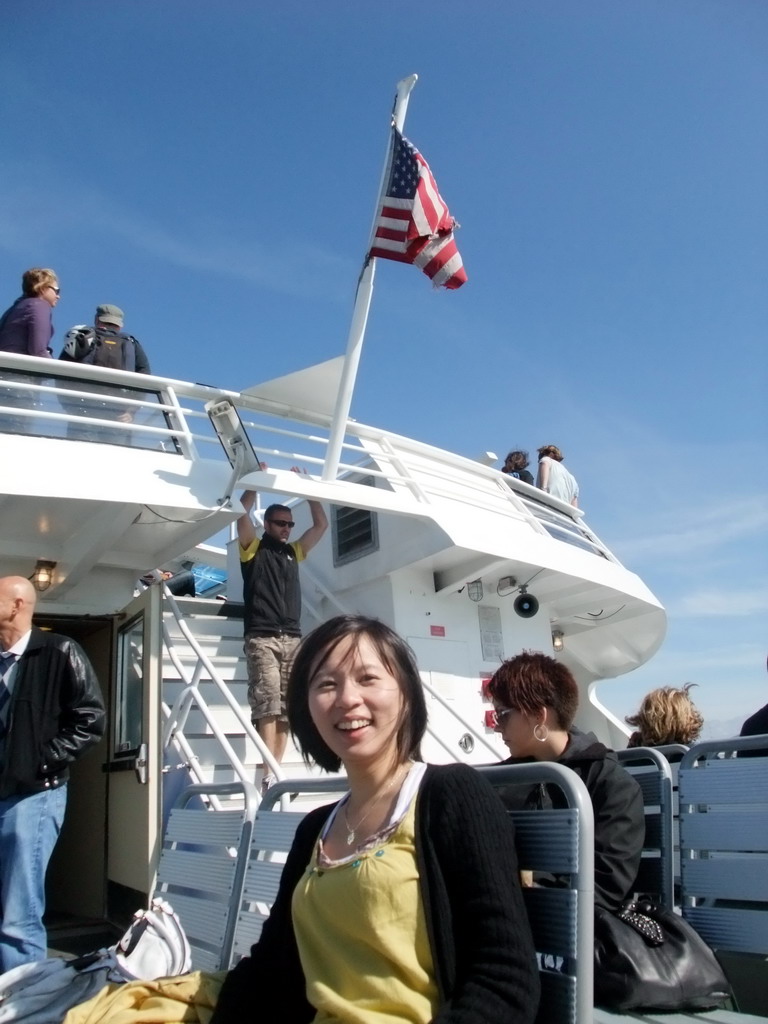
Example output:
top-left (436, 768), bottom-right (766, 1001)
top-left (244, 634), bottom-right (300, 722)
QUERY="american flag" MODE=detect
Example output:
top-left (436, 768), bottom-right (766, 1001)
top-left (369, 128), bottom-right (467, 290)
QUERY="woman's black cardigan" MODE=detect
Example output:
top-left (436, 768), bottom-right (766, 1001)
top-left (212, 762), bottom-right (540, 1024)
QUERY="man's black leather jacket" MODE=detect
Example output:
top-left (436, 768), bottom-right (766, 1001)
top-left (0, 627), bottom-right (105, 797)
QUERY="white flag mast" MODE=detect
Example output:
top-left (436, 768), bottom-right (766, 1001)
top-left (321, 73), bottom-right (419, 482)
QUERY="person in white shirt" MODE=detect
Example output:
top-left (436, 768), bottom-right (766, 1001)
top-left (536, 445), bottom-right (579, 507)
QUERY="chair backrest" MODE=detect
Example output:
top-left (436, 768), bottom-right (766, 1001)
top-left (228, 777), bottom-right (349, 966)
top-left (652, 743), bottom-right (689, 763)
top-left (154, 780), bottom-right (258, 971)
top-left (615, 746), bottom-right (675, 908)
top-left (478, 763), bottom-right (595, 1024)
top-left (678, 736), bottom-right (768, 956)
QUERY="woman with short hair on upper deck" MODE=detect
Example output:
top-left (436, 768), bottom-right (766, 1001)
top-left (0, 268), bottom-right (59, 433)
top-left (0, 268), bottom-right (59, 358)
top-left (488, 650), bottom-right (644, 913)
top-left (212, 615), bottom-right (540, 1024)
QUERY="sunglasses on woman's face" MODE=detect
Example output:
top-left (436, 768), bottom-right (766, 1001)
top-left (492, 707), bottom-right (515, 728)
top-left (49, 285), bottom-right (61, 295)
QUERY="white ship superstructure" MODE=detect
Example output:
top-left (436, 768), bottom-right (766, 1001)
top-left (1, 350), bottom-right (664, 924)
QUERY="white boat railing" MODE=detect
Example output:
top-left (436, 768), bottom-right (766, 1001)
top-left (1, 353), bottom-right (616, 563)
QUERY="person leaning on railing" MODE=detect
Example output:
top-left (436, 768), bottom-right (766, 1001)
top-left (536, 444), bottom-right (579, 508)
top-left (57, 303), bottom-right (151, 445)
top-left (0, 267), bottom-right (59, 359)
top-left (0, 268), bottom-right (60, 433)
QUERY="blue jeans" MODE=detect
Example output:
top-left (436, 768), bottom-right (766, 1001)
top-left (0, 785), bottom-right (68, 972)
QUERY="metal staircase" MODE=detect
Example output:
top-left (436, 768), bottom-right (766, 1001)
top-left (160, 595), bottom-right (317, 807)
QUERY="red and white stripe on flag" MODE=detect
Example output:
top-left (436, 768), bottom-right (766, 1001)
top-left (370, 129), bottom-right (467, 290)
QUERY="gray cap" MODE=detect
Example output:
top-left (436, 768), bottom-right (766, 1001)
top-left (95, 303), bottom-right (124, 327)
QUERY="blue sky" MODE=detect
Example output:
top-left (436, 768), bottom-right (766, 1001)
top-left (2, 0), bottom-right (766, 733)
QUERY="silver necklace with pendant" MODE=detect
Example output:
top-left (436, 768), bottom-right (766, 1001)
top-left (342, 765), bottom-right (408, 847)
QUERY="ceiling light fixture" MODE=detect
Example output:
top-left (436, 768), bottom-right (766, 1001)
top-left (32, 559), bottom-right (57, 593)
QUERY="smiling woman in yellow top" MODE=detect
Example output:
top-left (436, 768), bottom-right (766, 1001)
top-left (212, 614), bottom-right (540, 1024)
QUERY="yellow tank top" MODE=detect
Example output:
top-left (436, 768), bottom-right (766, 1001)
top-left (291, 795), bottom-right (438, 1024)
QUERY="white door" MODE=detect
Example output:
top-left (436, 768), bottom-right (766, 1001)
top-left (104, 585), bottom-right (163, 920)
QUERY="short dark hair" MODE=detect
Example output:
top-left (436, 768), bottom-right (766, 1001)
top-left (488, 650), bottom-right (579, 730)
top-left (504, 450), bottom-right (529, 471)
top-left (264, 503), bottom-right (290, 521)
top-left (287, 615), bottom-right (427, 772)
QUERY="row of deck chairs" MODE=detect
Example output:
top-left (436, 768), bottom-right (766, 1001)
top-left (154, 734), bottom-right (768, 1024)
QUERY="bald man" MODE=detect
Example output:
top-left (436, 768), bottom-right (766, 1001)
top-left (0, 576), bottom-right (105, 970)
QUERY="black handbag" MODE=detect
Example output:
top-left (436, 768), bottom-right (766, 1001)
top-left (594, 899), bottom-right (732, 1011)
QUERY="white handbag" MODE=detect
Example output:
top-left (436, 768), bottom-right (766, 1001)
top-left (111, 898), bottom-right (191, 981)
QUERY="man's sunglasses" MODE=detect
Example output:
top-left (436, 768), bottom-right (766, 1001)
top-left (268, 518), bottom-right (295, 529)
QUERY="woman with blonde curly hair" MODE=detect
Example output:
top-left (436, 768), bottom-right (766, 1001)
top-left (625, 683), bottom-right (704, 747)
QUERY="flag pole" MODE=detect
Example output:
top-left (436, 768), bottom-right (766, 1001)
top-left (322, 74), bottom-right (419, 482)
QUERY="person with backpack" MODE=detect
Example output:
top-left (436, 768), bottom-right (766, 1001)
top-left (59, 304), bottom-right (151, 444)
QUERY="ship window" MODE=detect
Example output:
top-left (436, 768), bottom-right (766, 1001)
top-left (332, 477), bottom-right (379, 566)
top-left (114, 614), bottom-right (144, 755)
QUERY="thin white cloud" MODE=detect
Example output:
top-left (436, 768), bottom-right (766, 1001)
top-left (670, 586), bottom-right (768, 618)
top-left (0, 164), bottom-right (351, 301)
top-left (611, 494), bottom-right (768, 561)
top-left (606, 639), bottom-right (764, 681)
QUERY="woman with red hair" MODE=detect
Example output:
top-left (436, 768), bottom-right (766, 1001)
top-left (488, 650), bottom-right (644, 912)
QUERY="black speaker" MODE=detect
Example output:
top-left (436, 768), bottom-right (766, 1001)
top-left (514, 592), bottom-right (539, 618)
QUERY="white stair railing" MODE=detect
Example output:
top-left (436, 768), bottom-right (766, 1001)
top-left (160, 585), bottom-right (285, 794)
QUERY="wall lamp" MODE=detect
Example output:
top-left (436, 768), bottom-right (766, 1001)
top-left (551, 629), bottom-right (564, 653)
top-left (32, 559), bottom-right (57, 593)
top-left (467, 580), bottom-right (484, 602)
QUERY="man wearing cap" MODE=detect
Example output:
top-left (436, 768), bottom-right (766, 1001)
top-left (60, 303), bottom-right (150, 443)
top-left (85, 304), bottom-right (151, 375)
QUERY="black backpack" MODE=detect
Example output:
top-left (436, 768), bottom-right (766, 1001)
top-left (90, 329), bottom-right (136, 372)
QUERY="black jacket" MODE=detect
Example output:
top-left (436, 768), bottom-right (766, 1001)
top-left (212, 763), bottom-right (540, 1024)
top-left (498, 729), bottom-right (645, 911)
top-left (0, 628), bottom-right (106, 798)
